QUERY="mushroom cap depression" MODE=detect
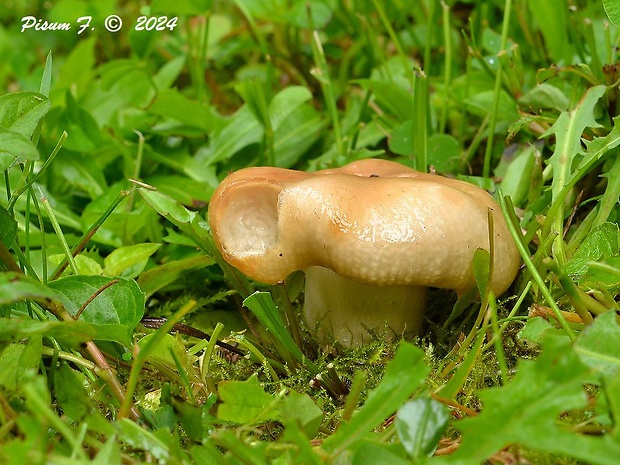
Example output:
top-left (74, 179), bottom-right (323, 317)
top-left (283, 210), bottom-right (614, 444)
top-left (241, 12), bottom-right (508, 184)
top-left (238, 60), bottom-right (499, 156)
top-left (208, 159), bottom-right (520, 296)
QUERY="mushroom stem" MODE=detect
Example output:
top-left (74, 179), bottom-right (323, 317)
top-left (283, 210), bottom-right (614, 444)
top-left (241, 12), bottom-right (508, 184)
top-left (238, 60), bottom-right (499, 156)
top-left (303, 267), bottom-right (427, 346)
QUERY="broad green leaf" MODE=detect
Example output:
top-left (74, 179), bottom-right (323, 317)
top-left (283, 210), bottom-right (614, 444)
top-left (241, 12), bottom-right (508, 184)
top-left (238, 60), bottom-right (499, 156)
top-left (0, 318), bottom-right (97, 345)
top-left (53, 363), bottom-right (91, 422)
top-left (140, 188), bottom-right (197, 227)
top-left (54, 37), bottom-right (96, 97)
top-left (437, 336), bottom-right (620, 464)
top-left (427, 134), bottom-right (462, 173)
top-left (274, 104), bottom-right (324, 167)
top-left (145, 175), bottom-right (214, 206)
top-left (565, 222), bottom-right (619, 280)
top-left (217, 375), bottom-right (279, 424)
top-left (199, 105), bottom-right (263, 166)
top-left (351, 441), bottom-right (410, 465)
top-left (323, 342), bottom-right (429, 454)
top-left (92, 437), bottom-right (123, 465)
top-left (543, 85), bottom-right (606, 201)
top-left (0, 127), bottom-right (40, 170)
top-left (574, 311), bottom-right (620, 378)
top-left (0, 91), bottom-right (51, 137)
top-left (57, 154), bottom-right (106, 198)
top-left (138, 255), bottom-right (215, 297)
top-left (269, 86), bottom-right (313, 130)
top-left (279, 390), bottom-right (323, 438)
top-left (389, 120), bottom-right (414, 156)
top-left (518, 83), bottom-right (569, 112)
top-left (287, 0), bottom-right (332, 29)
top-left (0, 338), bottom-right (42, 390)
top-left (103, 243), bottom-right (161, 278)
top-left (0, 272), bottom-right (60, 304)
top-left (48, 276), bottom-right (145, 347)
top-left (58, 91), bottom-right (102, 153)
top-left (148, 88), bottom-right (217, 132)
top-left (498, 145), bottom-right (537, 206)
top-left (395, 398), bottom-right (449, 458)
top-left (604, 0), bottom-right (620, 27)
top-left (356, 79), bottom-right (413, 121)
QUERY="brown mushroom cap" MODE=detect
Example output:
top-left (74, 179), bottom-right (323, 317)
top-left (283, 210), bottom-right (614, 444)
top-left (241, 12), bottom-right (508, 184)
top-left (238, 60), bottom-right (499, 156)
top-left (209, 159), bottom-right (519, 295)
top-left (208, 158), bottom-right (521, 346)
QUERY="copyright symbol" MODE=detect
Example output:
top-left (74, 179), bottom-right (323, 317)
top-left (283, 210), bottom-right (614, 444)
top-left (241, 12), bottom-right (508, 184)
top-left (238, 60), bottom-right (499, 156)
top-left (104, 15), bottom-right (122, 32)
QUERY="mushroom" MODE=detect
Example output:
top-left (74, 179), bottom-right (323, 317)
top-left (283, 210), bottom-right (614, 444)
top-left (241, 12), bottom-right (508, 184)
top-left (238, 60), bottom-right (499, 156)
top-left (208, 159), bottom-right (520, 347)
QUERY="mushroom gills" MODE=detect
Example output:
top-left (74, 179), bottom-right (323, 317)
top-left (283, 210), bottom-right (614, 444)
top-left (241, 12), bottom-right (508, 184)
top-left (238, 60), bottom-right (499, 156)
top-left (304, 266), bottom-right (427, 346)
top-left (219, 182), bottom-right (280, 256)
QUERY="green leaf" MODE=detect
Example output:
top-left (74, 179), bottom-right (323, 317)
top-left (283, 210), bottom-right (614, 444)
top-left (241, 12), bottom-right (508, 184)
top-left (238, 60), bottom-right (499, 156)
top-left (574, 311), bottom-right (620, 378)
top-left (427, 134), bottom-right (462, 173)
top-left (323, 342), bottom-right (429, 454)
top-left (140, 189), bottom-right (197, 227)
top-left (0, 91), bottom-right (51, 137)
top-left (395, 398), bottom-right (450, 458)
top-left (199, 105), bottom-right (263, 166)
top-left (145, 175), bottom-right (214, 206)
top-left (0, 318), bottom-right (97, 345)
top-left (498, 145), bottom-right (537, 206)
top-left (269, 85), bottom-right (313, 130)
top-left (138, 255), bottom-right (215, 298)
top-left (103, 243), bottom-right (161, 278)
top-left (518, 83), bottom-right (569, 112)
top-left (48, 276), bottom-right (145, 347)
top-left (388, 120), bottom-right (414, 157)
top-left (0, 272), bottom-right (60, 305)
top-left (565, 222), bottom-right (619, 281)
top-left (149, 88), bottom-right (217, 132)
top-left (543, 85), bottom-right (606, 201)
top-left (116, 418), bottom-right (170, 461)
top-left (217, 375), bottom-right (279, 424)
top-left (438, 336), bottom-right (620, 464)
top-left (274, 104), bottom-right (324, 167)
top-left (351, 441), bottom-right (410, 465)
top-left (0, 127), bottom-right (40, 170)
top-left (472, 248), bottom-right (491, 296)
top-left (0, 338), bottom-right (42, 390)
top-left (287, 0), bottom-right (332, 29)
top-left (279, 390), bottom-right (323, 438)
top-left (604, 0), bottom-right (620, 28)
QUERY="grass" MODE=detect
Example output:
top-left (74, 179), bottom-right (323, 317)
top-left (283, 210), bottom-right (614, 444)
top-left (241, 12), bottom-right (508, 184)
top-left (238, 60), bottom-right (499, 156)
top-left (1, 0), bottom-right (620, 463)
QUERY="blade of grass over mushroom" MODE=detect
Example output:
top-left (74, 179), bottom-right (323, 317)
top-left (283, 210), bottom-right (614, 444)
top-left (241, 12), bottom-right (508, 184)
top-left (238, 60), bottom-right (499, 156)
top-left (499, 193), bottom-right (576, 339)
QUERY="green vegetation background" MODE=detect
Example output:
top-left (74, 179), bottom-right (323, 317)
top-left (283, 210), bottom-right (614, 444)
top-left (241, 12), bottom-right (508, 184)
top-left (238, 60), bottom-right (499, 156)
top-left (1, 0), bottom-right (620, 463)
